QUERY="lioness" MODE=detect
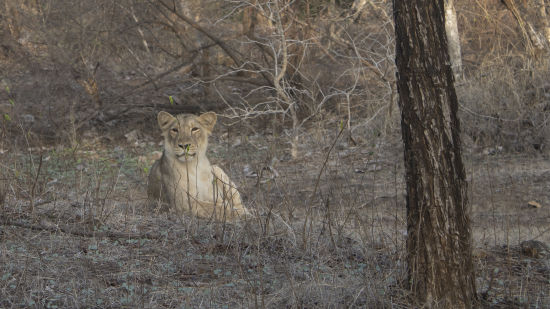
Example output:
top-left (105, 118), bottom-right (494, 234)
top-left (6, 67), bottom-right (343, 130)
top-left (147, 111), bottom-right (250, 221)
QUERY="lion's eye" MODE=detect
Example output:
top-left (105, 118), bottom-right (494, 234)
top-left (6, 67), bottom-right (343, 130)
top-left (171, 128), bottom-right (178, 133)
top-left (191, 127), bottom-right (199, 132)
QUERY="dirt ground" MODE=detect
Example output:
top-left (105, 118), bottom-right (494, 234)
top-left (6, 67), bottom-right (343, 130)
top-left (0, 121), bottom-right (549, 308)
top-left (1, 0), bottom-right (549, 307)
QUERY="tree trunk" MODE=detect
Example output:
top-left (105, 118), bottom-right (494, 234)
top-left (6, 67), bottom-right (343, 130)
top-left (538, 0), bottom-right (550, 44)
top-left (444, 0), bottom-right (462, 79)
top-left (393, 0), bottom-right (477, 307)
top-left (502, 0), bottom-right (545, 55)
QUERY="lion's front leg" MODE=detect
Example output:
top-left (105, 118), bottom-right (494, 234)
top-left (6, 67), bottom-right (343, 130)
top-left (211, 165), bottom-right (250, 219)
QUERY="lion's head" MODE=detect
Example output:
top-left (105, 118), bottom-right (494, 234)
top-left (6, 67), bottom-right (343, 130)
top-left (157, 111), bottom-right (217, 162)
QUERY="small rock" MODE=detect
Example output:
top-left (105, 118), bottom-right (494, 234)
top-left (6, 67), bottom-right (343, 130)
top-left (22, 114), bottom-right (35, 123)
top-left (231, 138), bottom-right (242, 147)
top-left (243, 164), bottom-right (257, 178)
top-left (483, 146), bottom-right (503, 156)
top-left (368, 164), bottom-right (382, 172)
top-left (527, 201), bottom-right (542, 208)
top-left (124, 129), bottom-right (140, 144)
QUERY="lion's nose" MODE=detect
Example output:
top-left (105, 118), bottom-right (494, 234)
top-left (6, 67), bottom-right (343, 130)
top-left (179, 144), bottom-right (191, 150)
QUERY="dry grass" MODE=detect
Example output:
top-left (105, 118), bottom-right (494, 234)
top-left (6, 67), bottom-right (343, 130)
top-left (1, 0), bottom-right (550, 307)
top-left (0, 120), bottom-right (549, 308)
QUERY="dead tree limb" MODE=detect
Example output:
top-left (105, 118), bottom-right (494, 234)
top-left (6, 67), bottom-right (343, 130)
top-left (153, 0), bottom-right (243, 68)
top-left (1, 218), bottom-right (165, 240)
top-left (502, 0), bottom-right (545, 55)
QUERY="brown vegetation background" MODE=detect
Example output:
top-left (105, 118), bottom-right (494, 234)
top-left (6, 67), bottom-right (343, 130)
top-left (0, 0), bottom-right (549, 307)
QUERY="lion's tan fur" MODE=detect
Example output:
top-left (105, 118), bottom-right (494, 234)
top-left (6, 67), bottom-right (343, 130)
top-left (147, 111), bottom-right (249, 221)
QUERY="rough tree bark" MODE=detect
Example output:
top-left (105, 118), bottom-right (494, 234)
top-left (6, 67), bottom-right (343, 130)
top-left (393, 0), bottom-right (477, 307)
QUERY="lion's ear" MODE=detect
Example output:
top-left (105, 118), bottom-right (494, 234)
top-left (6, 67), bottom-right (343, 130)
top-left (198, 112), bottom-right (217, 133)
top-left (157, 111), bottom-right (176, 132)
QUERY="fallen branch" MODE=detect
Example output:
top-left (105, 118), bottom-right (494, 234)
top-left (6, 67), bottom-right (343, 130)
top-left (1, 218), bottom-right (165, 240)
